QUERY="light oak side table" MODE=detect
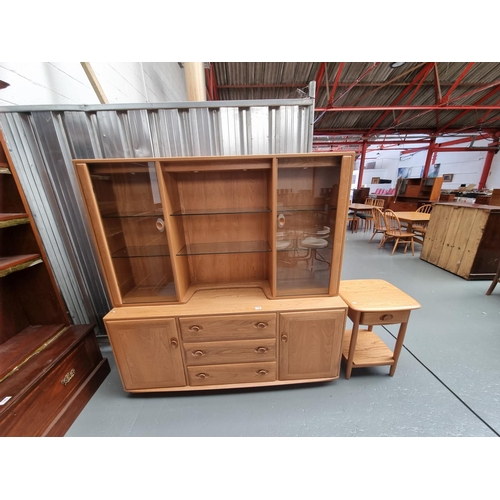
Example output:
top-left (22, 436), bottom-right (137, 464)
top-left (339, 279), bottom-right (421, 379)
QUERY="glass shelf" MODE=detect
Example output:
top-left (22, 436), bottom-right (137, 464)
top-left (277, 206), bottom-right (334, 212)
top-left (101, 208), bottom-right (164, 218)
top-left (171, 207), bottom-right (271, 216)
top-left (178, 240), bottom-right (271, 256)
top-left (111, 245), bottom-right (170, 258)
top-left (122, 281), bottom-right (177, 304)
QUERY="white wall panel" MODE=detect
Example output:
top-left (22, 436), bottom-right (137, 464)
top-left (486, 154), bottom-right (500, 190)
top-left (0, 62), bottom-right (187, 105)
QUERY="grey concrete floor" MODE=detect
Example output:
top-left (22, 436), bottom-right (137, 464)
top-left (66, 229), bottom-right (500, 437)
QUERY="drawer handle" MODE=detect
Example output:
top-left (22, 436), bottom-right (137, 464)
top-left (61, 368), bottom-right (76, 386)
top-left (380, 314), bottom-right (394, 321)
top-left (281, 334), bottom-right (288, 342)
top-left (170, 338), bottom-right (179, 348)
top-left (255, 322), bottom-right (268, 329)
top-left (189, 325), bottom-right (203, 332)
top-left (255, 347), bottom-right (269, 353)
top-left (257, 369), bottom-right (269, 376)
top-left (196, 373), bottom-right (208, 379)
top-left (192, 350), bottom-right (205, 357)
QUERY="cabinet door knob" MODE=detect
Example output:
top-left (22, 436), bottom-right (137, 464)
top-left (255, 346), bottom-right (269, 353)
top-left (381, 314), bottom-right (394, 321)
top-left (156, 218), bottom-right (165, 232)
top-left (257, 369), bottom-right (268, 375)
top-left (281, 334), bottom-right (288, 342)
top-left (170, 338), bottom-right (179, 348)
top-left (192, 350), bottom-right (205, 357)
top-left (255, 322), bottom-right (268, 329)
top-left (196, 373), bottom-right (208, 379)
top-left (189, 325), bottom-right (202, 332)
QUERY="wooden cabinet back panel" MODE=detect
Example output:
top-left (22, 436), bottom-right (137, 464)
top-left (183, 338), bottom-right (276, 366)
top-left (179, 313), bottom-right (276, 341)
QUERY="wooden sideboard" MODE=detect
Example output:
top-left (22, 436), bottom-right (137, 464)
top-left (420, 202), bottom-right (500, 280)
top-left (105, 288), bottom-right (347, 392)
top-left (74, 152), bottom-right (355, 392)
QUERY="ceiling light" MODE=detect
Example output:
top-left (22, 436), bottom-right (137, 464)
top-left (390, 62), bottom-right (405, 69)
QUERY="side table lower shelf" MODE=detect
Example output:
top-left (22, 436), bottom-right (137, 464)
top-left (342, 328), bottom-right (394, 368)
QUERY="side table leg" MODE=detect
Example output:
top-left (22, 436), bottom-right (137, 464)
top-left (345, 312), bottom-right (361, 380)
top-left (389, 321), bottom-right (409, 376)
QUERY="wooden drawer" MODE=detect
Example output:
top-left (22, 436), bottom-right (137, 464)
top-left (183, 338), bottom-right (276, 366)
top-left (187, 361), bottom-right (276, 386)
top-left (359, 309), bottom-right (410, 325)
top-left (0, 334), bottom-right (97, 436)
top-left (179, 313), bottom-right (276, 342)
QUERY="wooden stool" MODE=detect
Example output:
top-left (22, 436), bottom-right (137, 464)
top-left (339, 279), bottom-right (421, 379)
top-left (486, 258), bottom-right (500, 295)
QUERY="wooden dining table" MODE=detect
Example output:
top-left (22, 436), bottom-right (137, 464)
top-left (394, 211), bottom-right (431, 244)
top-left (349, 203), bottom-right (373, 232)
top-left (349, 203), bottom-right (372, 218)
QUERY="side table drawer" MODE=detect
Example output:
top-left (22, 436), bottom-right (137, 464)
top-left (179, 313), bottom-right (276, 342)
top-left (359, 309), bottom-right (410, 325)
top-left (187, 361), bottom-right (276, 386)
top-left (184, 339), bottom-right (276, 366)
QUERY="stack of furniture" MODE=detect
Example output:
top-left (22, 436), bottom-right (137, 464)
top-left (74, 152), bottom-right (355, 392)
top-left (379, 177), bottom-right (443, 211)
top-left (0, 132), bottom-right (109, 436)
top-left (421, 202), bottom-right (500, 280)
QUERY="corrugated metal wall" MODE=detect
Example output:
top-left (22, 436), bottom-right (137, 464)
top-left (0, 99), bottom-right (314, 334)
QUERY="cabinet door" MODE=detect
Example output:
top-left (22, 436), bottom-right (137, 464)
top-left (106, 318), bottom-right (186, 390)
top-left (279, 310), bottom-right (345, 380)
top-left (76, 161), bottom-right (177, 305)
top-left (275, 157), bottom-right (348, 297)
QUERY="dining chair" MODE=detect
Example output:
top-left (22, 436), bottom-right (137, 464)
top-left (357, 198), bottom-right (375, 231)
top-left (416, 204), bottom-right (433, 213)
top-left (361, 198), bottom-right (385, 232)
top-left (297, 226), bottom-right (331, 271)
top-left (413, 204), bottom-right (433, 240)
top-left (368, 206), bottom-right (386, 243)
top-left (347, 212), bottom-right (359, 233)
top-left (380, 209), bottom-right (415, 256)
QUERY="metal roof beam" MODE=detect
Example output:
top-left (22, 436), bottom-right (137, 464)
top-left (441, 62), bottom-right (474, 104)
top-left (348, 63), bottom-right (428, 107)
top-left (216, 81), bottom-right (495, 90)
top-left (366, 63), bottom-right (435, 134)
top-left (437, 85), bottom-right (500, 133)
top-left (314, 63), bottom-right (326, 101)
top-left (315, 105), bottom-right (500, 112)
top-left (327, 63), bottom-right (344, 107)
